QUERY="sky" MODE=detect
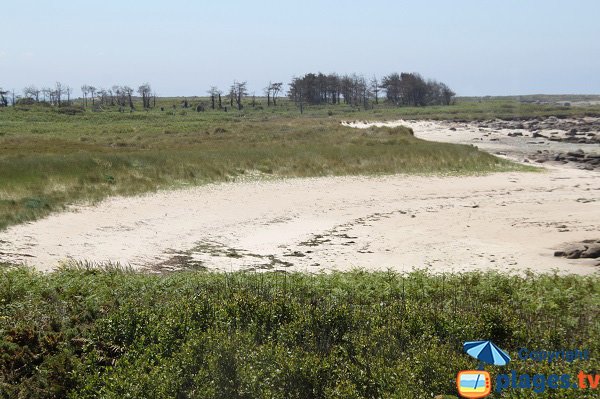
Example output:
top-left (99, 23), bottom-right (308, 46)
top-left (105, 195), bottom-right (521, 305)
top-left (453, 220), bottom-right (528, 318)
top-left (1, 0), bottom-right (599, 97)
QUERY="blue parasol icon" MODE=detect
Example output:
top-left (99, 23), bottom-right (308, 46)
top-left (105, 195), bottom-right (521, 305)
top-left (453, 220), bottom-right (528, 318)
top-left (463, 340), bottom-right (511, 369)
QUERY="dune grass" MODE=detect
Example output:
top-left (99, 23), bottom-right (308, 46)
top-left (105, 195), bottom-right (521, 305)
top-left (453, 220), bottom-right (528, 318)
top-left (0, 266), bottom-right (598, 398)
top-left (0, 102), bottom-right (536, 230)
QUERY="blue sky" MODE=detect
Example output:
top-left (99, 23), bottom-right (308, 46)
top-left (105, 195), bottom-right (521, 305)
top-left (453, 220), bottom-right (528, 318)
top-left (1, 0), bottom-right (599, 96)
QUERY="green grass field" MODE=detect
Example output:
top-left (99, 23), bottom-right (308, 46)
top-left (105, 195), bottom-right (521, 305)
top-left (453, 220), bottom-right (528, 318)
top-left (0, 98), bottom-right (560, 230)
top-left (2, 98), bottom-right (599, 398)
top-left (1, 266), bottom-right (598, 398)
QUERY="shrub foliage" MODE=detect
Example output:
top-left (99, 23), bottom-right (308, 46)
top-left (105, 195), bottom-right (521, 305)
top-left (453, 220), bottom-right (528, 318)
top-left (0, 267), bottom-right (598, 398)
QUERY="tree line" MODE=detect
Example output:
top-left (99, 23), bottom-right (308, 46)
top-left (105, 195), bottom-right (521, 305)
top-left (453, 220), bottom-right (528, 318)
top-left (288, 72), bottom-right (454, 109)
top-left (0, 72), bottom-right (454, 110)
top-left (0, 82), bottom-right (155, 110)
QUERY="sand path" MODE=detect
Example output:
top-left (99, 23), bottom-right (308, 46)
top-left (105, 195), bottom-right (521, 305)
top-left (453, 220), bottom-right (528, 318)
top-left (1, 121), bottom-right (598, 274)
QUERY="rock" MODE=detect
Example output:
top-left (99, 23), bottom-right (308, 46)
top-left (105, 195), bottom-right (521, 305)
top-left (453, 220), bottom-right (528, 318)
top-left (284, 251), bottom-right (306, 257)
top-left (582, 245), bottom-right (600, 258)
top-left (449, 127), bottom-right (456, 131)
top-left (566, 248), bottom-right (583, 259)
top-left (555, 241), bottom-right (600, 260)
top-left (566, 150), bottom-right (585, 158)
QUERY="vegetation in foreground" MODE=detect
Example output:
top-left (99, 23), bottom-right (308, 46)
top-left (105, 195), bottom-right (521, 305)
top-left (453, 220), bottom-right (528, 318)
top-left (0, 267), bottom-right (598, 398)
top-left (0, 99), bottom-right (543, 230)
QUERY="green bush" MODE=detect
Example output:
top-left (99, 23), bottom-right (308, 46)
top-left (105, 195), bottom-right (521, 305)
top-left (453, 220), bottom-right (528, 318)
top-left (0, 268), bottom-right (598, 398)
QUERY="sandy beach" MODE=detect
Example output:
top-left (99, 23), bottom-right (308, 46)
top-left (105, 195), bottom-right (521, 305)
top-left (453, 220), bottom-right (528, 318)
top-left (1, 120), bottom-right (598, 274)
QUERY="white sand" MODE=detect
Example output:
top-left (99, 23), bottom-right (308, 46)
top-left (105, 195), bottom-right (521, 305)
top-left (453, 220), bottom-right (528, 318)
top-left (1, 121), bottom-right (598, 274)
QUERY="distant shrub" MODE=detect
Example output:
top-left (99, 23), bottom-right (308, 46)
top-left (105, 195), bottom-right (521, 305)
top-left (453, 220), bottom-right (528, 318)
top-left (56, 106), bottom-right (85, 115)
top-left (16, 98), bottom-right (35, 105)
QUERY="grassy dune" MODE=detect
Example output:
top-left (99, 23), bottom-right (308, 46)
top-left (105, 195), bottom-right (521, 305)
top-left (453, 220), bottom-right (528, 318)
top-left (0, 267), bottom-right (598, 398)
top-left (0, 102), bottom-right (534, 230)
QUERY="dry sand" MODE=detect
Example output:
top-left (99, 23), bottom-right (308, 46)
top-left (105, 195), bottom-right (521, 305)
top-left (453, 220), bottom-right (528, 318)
top-left (1, 120), bottom-right (598, 274)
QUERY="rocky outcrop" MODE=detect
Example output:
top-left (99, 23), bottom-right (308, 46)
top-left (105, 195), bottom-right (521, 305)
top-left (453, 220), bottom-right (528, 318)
top-left (526, 149), bottom-right (600, 170)
top-left (554, 240), bottom-right (600, 260)
top-left (470, 117), bottom-right (600, 144)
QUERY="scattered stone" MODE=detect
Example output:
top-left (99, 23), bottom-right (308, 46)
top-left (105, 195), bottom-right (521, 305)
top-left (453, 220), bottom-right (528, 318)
top-left (566, 149), bottom-right (585, 158)
top-left (576, 198), bottom-right (595, 203)
top-left (284, 251), bottom-right (306, 257)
